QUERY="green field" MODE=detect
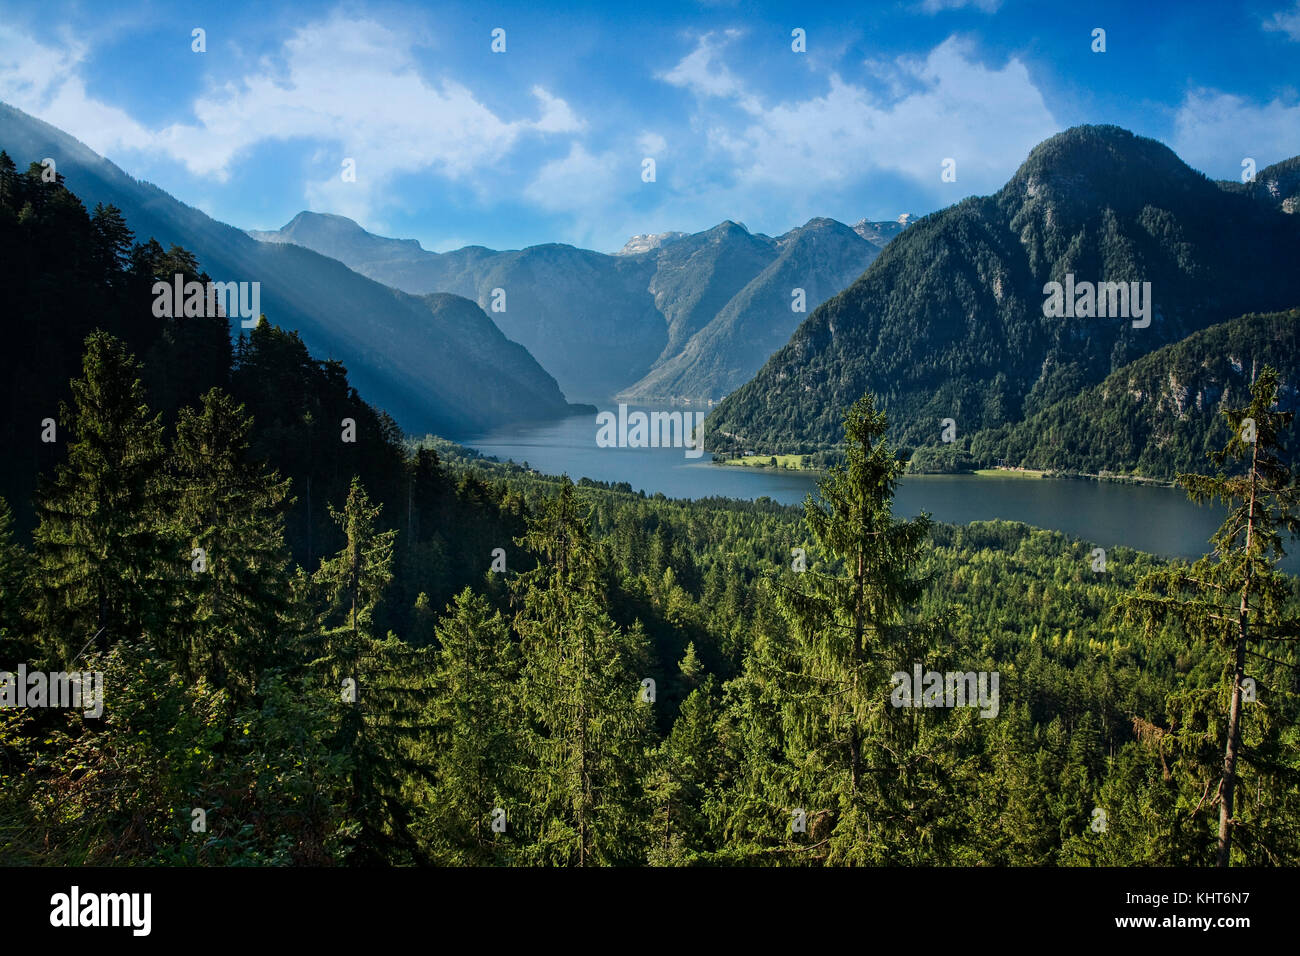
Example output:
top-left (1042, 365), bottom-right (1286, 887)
top-left (974, 467), bottom-right (1047, 479)
top-left (717, 453), bottom-right (812, 470)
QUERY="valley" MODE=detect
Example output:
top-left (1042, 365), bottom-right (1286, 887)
top-left (1, 0), bottom-right (1298, 885)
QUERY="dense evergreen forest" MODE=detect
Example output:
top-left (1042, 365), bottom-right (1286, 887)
top-left (2, 154), bottom-right (1299, 866)
top-left (963, 309), bottom-right (1300, 479)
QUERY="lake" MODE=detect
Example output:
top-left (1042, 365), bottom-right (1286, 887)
top-left (464, 407), bottom-right (1299, 571)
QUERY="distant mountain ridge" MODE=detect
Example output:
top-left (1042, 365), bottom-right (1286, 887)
top-left (707, 125), bottom-right (1300, 457)
top-left (622, 217), bottom-right (887, 403)
top-left (0, 102), bottom-right (575, 438)
top-left (249, 211), bottom-right (427, 264)
top-left (616, 231), bottom-right (686, 256)
top-left (252, 210), bottom-right (906, 403)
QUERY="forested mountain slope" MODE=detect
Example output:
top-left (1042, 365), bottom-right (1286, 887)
top-left (0, 102), bottom-right (574, 436)
top-left (707, 126), bottom-right (1300, 458)
top-left (964, 309), bottom-right (1300, 478)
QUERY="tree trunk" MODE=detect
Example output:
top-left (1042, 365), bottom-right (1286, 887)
top-left (1217, 440), bottom-right (1259, 867)
top-left (850, 547), bottom-right (865, 795)
top-left (578, 639), bottom-right (589, 868)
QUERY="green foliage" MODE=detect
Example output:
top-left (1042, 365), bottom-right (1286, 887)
top-left (169, 388), bottom-right (297, 702)
top-left (2, 149), bottom-right (1299, 869)
top-left (32, 331), bottom-right (176, 660)
top-left (423, 589), bottom-right (524, 864)
top-left (1119, 367), bottom-right (1300, 865)
top-left (970, 310), bottom-right (1300, 478)
top-left (510, 480), bottom-right (654, 865)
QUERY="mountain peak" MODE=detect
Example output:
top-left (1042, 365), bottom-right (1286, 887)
top-left (850, 217), bottom-right (908, 245)
top-left (778, 217), bottom-right (865, 247)
top-left (1002, 125), bottom-right (1202, 216)
top-left (255, 210), bottom-right (425, 252)
top-left (709, 124), bottom-right (1300, 456)
top-left (284, 210), bottom-right (365, 232)
top-left (616, 231), bottom-right (686, 255)
top-left (248, 211), bottom-right (426, 261)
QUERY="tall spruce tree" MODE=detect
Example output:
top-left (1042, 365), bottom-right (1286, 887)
top-left (770, 393), bottom-right (949, 863)
top-left (425, 587), bottom-right (524, 864)
top-left (313, 476), bottom-right (431, 864)
top-left (33, 332), bottom-right (176, 660)
top-left (169, 387), bottom-right (297, 702)
top-left (511, 479), bottom-right (652, 866)
top-left (644, 645), bottom-right (732, 865)
top-left (1121, 366), bottom-right (1300, 866)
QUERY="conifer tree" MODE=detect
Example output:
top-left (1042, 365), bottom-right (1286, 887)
top-left (511, 479), bottom-right (652, 865)
top-left (425, 588), bottom-right (523, 864)
top-left (1121, 366), bottom-right (1300, 866)
top-left (313, 476), bottom-right (430, 864)
top-left (645, 644), bottom-right (731, 865)
top-left (770, 393), bottom-right (946, 863)
top-left (33, 332), bottom-right (176, 660)
top-left (169, 387), bottom-right (297, 702)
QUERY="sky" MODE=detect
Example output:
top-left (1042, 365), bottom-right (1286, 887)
top-left (0, 0), bottom-right (1297, 253)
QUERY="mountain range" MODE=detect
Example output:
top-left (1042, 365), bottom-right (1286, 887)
top-left (0, 102), bottom-right (575, 438)
top-left (250, 212), bottom-right (905, 403)
top-left (707, 125), bottom-right (1300, 460)
top-left (9, 102), bottom-right (1298, 483)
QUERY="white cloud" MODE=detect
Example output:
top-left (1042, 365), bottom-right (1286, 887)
top-left (1263, 2), bottom-right (1300, 40)
top-left (638, 131), bottom-right (668, 156)
top-left (918, 0), bottom-right (1003, 13)
top-left (525, 143), bottom-right (623, 211)
top-left (0, 14), bottom-right (583, 222)
top-left (0, 24), bottom-right (157, 154)
top-left (663, 34), bottom-right (1056, 195)
top-left (1172, 89), bottom-right (1300, 176)
top-left (523, 141), bottom-right (685, 251)
top-left (658, 29), bottom-right (761, 111)
top-left (522, 33), bottom-right (1057, 251)
top-left (530, 86), bottom-right (585, 134)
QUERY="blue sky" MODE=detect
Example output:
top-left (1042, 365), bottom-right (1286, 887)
top-left (1, 0), bottom-right (1297, 252)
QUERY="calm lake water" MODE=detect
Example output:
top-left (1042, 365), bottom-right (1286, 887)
top-left (465, 407), bottom-right (1299, 571)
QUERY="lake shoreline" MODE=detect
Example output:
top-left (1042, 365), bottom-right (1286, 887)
top-left (458, 406), bottom-right (1297, 569)
top-left (907, 466), bottom-right (1178, 488)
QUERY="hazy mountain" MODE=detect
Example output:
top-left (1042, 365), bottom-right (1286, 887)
top-left (618, 218), bottom-right (885, 403)
top-left (617, 231), bottom-right (686, 255)
top-left (707, 125), bottom-right (1300, 454)
top-left (0, 102), bottom-right (574, 437)
top-left (968, 309), bottom-right (1300, 478)
top-left (853, 216), bottom-right (910, 244)
top-left (254, 212), bottom-right (901, 402)
top-left (249, 211), bottom-right (425, 267)
top-left (253, 217), bottom-right (666, 401)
